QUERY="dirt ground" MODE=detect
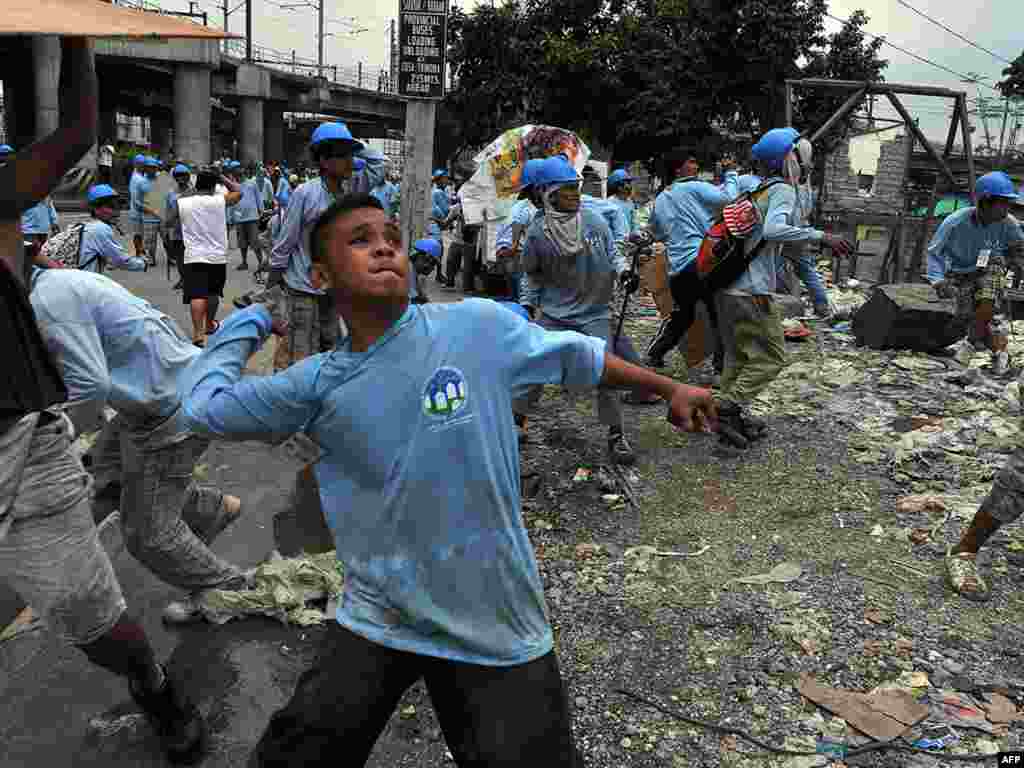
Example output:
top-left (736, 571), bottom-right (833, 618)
top-left (365, 306), bottom-right (1024, 768)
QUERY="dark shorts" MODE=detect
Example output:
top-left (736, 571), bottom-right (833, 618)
top-left (181, 262), bottom-right (227, 304)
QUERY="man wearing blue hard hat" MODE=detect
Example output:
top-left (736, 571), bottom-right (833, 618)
top-left (78, 185), bottom-right (147, 272)
top-left (409, 237), bottom-right (442, 303)
top-left (928, 170), bottom-right (1024, 376)
top-left (231, 162), bottom-right (267, 273)
top-left (129, 156), bottom-right (163, 267)
top-left (516, 155), bottom-right (640, 463)
top-left (162, 164), bottom-right (195, 289)
top-left (428, 168), bottom-right (452, 285)
top-left (368, 159), bottom-right (399, 221)
top-left (711, 127), bottom-right (852, 457)
top-left (268, 121), bottom-right (386, 371)
top-left (607, 168), bottom-right (637, 234)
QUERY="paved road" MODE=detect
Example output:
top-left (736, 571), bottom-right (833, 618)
top-left (0, 218), bottom-right (462, 767)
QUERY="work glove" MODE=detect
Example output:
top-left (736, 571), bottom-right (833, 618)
top-left (267, 268), bottom-right (286, 289)
top-left (932, 280), bottom-right (955, 300)
top-left (822, 233), bottom-right (854, 257)
top-left (618, 270), bottom-right (640, 295)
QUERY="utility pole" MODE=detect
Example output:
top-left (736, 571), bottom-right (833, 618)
top-left (246, 0), bottom-right (252, 62)
top-left (998, 97), bottom-right (1010, 161)
top-left (318, 0), bottom-right (324, 77)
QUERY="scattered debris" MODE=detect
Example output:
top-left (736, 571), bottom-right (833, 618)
top-left (726, 561), bottom-right (802, 587)
top-left (573, 467), bottom-right (591, 483)
top-left (797, 675), bottom-right (929, 741)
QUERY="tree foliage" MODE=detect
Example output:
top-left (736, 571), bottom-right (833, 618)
top-left (999, 51), bottom-right (1024, 100)
top-left (442, 0), bottom-right (888, 169)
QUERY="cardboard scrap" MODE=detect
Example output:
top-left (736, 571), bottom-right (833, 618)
top-left (981, 692), bottom-right (1022, 724)
top-left (797, 675), bottom-right (929, 742)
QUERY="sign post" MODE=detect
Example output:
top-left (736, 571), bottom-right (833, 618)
top-left (397, 0), bottom-right (448, 297)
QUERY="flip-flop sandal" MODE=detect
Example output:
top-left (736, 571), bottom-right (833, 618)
top-left (206, 320), bottom-right (221, 335)
top-left (945, 552), bottom-right (991, 602)
top-left (622, 391), bottom-right (662, 405)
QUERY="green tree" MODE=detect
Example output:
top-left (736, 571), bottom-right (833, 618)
top-left (998, 51), bottom-right (1024, 100)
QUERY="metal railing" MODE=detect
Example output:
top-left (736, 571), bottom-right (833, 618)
top-left (222, 39), bottom-right (396, 94)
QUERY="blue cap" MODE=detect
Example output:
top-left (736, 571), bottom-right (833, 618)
top-left (353, 158), bottom-right (366, 171)
top-left (0, 144), bottom-right (14, 156)
top-left (976, 171), bottom-right (1019, 201)
top-left (608, 168), bottom-right (632, 186)
top-left (751, 128), bottom-right (800, 169)
top-left (533, 155), bottom-right (580, 187)
top-left (413, 238), bottom-right (443, 260)
top-left (87, 184), bottom-right (118, 205)
top-left (172, 164), bottom-right (191, 176)
top-left (432, 168), bottom-right (448, 179)
top-left (310, 122), bottom-right (365, 154)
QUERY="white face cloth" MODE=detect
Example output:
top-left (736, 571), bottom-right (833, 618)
top-left (541, 184), bottom-right (584, 257)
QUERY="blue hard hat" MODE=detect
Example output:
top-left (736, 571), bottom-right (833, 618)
top-left (87, 184), bottom-right (119, 205)
top-left (608, 168), bottom-right (633, 186)
top-left (533, 155), bottom-right (580, 188)
top-left (520, 158), bottom-right (546, 190)
top-left (413, 238), bottom-right (443, 260)
top-left (133, 153), bottom-right (146, 165)
top-left (353, 158), bottom-right (366, 171)
top-left (976, 171), bottom-right (1019, 201)
top-left (751, 127), bottom-right (800, 168)
top-left (144, 156), bottom-right (161, 168)
top-left (432, 168), bottom-right (448, 180)
top-left (172, 164), bottom-right (191, 176)
top-left (0, 144), bottom-right (14, 156)
top-left (310, 122), bottom-right (365, 153)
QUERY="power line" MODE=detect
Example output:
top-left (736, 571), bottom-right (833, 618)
top-left (892, 0), bottom-right (1015, 66)
top-left (823, 11), bottom-right (1002, 94)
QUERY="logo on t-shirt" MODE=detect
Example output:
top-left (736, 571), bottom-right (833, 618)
top-left (422, 367), bottom-right (472, 430)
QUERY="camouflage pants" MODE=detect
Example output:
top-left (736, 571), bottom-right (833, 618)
top-left (978, 441), bottom-right (1024, 525)
top-left (273, 289), bottom-right (340, 372)
top-left (715, 293), bottom-right (787, 407)
top-left (951, 266), bottom-right (1006, 325)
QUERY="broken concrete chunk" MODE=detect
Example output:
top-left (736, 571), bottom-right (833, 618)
top-left (852, 284), bottom-right (965, 352)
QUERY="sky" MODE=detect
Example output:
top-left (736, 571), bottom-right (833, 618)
top-left (172, 0), bottom-right (1023, 147)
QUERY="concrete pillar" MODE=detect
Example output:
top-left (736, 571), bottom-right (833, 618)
top-left (173, 64), bottom-right (211, 165)
top-left (32, 36), bottom-right (61, 139)
top-left (263, 104), bottom-right (285, 165)
top-left (150, 114), bottom-right (171, 157)
top-left (238, 97), bottom-right (264, 166)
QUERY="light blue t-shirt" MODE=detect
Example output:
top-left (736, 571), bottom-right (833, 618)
top-left (78, 220), bottom-right (147, 273)
top-left (21, 199), bottom-right (59, 235)
top-left (275, 177), bottom-right (292, 208)
top-left (270, 148), bottom-right (386, 295)
top-left (927, 207), bottom-right (1024, 283)
top-left (30, 268), bottom-right (199, 431)
top-left (370, 181), bottom-right (398, 218)
top-left (428, 185), bottom-right (451, 238)
top-left (651, 172), bottom-right (739, 276)
top-left (608, 196), bottom-right (636, 234)
top-left (179, 299), bottom-right (606, 665)
top-left (234, 179), bottom-right (263, 223)
top-left (581, 195), bottom-right (627, 249)
top-left (132, 174), bottom-right (161, 224)
top-left (127, 171), bottom-right (143, 224)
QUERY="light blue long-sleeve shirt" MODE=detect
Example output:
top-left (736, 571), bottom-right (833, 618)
top-left (21, 199), bottom-right (59, 235)
top-left (370, 181), bottom-right (398, 218)
top-left (132, 174), bottom-right (161, 224)
top-left (78, 220), bottom-right (147, 273)
top-left (608, 196), bottom-right (637, 234)
top-left (581, 195), bottom-right (627, 248)
top-left (233, 178), bottom-right (264, 223)
top-left (178, 298), bottom-right (606, 665)
top-left (730, 178), bottom-right (825, 296)
top-left (30, 268), bottom-right (199, 433)
top-left (496, 200), bottom-right (539, 251)
top-left (926, 207), bottom-right (1023, 283)
top-left (270, 149), bottom-right (386, 295)
top-left (428, 185), bottom-right (451, 238)
top-left (128, 171), bottom-right (143, 224)
top-left (275, 177), bottom-right (292, 208)
top-left (651, 172), bottom-right (739, 276)
top-left (519, 208), bottom-right (624, 324)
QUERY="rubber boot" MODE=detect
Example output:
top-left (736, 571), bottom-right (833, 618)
top-left (713, 402), bottom-right (749, 458)
top-left (129, 666), bottom-right (207, 764)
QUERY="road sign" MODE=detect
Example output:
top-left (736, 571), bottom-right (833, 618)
top-left (397, 0), bottom-right (448, 100)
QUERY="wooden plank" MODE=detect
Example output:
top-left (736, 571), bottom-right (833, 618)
top-left (3, 0), bottom-right (234, 38)
top-left (399, 99), bottom-right (437, 300)
top-left (960, 95), bottom-right (977, 204)
top-left (885, 93), bottom-right (958, 190)
top-left (788, 78), bottom-right (964, 99)
top-left (809, 88), bottom-right (868, 144)
top-left (944, 99), bottom-right (962, 158)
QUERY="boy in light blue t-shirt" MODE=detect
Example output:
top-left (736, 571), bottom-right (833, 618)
top-left (179, 192), bottom-right (716, 767)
